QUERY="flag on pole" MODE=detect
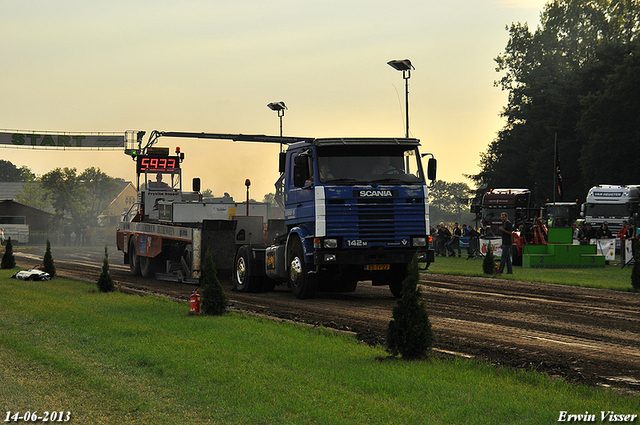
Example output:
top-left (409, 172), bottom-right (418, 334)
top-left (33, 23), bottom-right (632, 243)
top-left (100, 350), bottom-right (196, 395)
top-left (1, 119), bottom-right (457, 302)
top-left (555, 149), bottom-right (563, 200)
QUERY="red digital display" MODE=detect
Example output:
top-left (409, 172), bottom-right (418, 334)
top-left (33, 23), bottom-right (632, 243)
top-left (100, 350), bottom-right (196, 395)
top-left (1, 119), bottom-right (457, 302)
top-left (137, 155), bottom-right (180, 173)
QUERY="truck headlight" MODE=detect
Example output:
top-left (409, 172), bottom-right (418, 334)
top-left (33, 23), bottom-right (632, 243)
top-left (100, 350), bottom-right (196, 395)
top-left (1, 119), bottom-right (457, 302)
top-left (324, 238), bottom-right (338, 249)
top-left (412, 237), bottom-right (427, 247)
top-left (314, 238), bottom-right (338, 249)
top-left (324, 254), bottom-right (337, 262)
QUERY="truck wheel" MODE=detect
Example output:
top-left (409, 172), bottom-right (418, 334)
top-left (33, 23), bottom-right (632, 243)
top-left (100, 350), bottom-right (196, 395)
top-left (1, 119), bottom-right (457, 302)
top-left (140, 255), bottom-right (159, 278)
top-left (129, 238), bottom-right (141, 276)
top-left (289, 241), bottom-right (317, 299)
top-left (234, 246), bottom-right (260, 293)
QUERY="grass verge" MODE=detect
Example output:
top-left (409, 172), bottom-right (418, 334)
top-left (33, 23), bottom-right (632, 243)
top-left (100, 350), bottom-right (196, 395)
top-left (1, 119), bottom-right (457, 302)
top-left (0, 268), bottom-right (637, 424)
top-left (426, 255), bottom-right (636, 291)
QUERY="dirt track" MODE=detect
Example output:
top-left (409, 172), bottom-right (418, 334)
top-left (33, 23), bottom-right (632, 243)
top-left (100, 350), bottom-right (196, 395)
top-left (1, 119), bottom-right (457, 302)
top-left (13, 245), bottom-right (640, 394)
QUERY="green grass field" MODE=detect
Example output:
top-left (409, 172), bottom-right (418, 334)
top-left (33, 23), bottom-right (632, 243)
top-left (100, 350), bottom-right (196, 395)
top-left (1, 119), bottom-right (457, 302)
top-left (426, 255), bottom-right (636, 292)
top-left (1, 268), bottom-right (637, 425)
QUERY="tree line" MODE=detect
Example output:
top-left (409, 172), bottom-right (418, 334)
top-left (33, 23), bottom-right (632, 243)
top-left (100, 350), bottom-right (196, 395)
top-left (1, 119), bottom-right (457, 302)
top-left (0, 159), bottom-right (123, 231)
top-left (470, 0), bottom-right (640, 207)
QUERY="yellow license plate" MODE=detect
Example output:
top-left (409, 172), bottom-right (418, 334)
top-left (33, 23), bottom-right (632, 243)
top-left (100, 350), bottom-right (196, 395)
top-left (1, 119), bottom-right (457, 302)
top-left (366, 264), bottom-right (390, 271)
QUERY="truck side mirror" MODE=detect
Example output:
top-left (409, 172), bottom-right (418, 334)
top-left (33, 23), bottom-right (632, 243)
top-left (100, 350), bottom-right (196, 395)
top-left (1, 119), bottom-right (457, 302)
top-left (427, 157), bottom-right (437, 181)
top-left (279, 152), bottom-right (286, 174)
top-left (192, 177), bottom-right (201, 193)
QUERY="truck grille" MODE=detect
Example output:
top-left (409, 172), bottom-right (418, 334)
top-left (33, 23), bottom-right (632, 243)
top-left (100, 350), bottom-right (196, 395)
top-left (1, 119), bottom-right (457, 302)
top-left (325, 198), bottom-right (426, 244)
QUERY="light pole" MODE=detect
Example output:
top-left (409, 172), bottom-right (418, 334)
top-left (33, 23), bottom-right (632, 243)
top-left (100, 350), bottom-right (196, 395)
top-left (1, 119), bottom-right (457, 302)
top-left (268, 101), bottom-right (287, 207)
top-left (267, 101), bottom-right (287, 151)
top-left (387, 59), bottom-right (414, 138)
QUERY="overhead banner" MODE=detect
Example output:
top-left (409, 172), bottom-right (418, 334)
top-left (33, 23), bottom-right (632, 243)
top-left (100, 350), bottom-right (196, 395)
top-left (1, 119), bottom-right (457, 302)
top-left (0, 131), bottom-right (125, 149)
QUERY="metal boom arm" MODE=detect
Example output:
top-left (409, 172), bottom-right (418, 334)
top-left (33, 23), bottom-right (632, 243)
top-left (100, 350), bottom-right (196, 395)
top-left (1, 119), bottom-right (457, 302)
top-left (144, 130), bottom-right (313, 153)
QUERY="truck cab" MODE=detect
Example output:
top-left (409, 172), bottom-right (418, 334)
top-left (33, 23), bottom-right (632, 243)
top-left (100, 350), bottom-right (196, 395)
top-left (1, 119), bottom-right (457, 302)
top-left (273, 138), bottom-right (436, 298)
top-left (582, 185), bottom-right (640, 234)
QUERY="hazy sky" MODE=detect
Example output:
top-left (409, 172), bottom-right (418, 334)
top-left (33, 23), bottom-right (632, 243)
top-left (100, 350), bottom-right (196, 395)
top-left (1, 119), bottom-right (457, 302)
top-left (1, 0), bottom-right (546, 201)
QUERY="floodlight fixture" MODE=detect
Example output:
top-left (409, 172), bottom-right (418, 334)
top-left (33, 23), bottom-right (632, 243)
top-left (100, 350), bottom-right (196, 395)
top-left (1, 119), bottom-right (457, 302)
top-left (268, 101), bottom-right (287, 150)
top-left (267, 101), bottom-right (287, 116)
top-left (387, 59), bottom-right (414, 73)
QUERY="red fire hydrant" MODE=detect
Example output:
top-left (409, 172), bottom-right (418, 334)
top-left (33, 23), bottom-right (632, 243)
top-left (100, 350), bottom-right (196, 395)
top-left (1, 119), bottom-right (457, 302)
top-left (190, 289), bottom-right (201, 314)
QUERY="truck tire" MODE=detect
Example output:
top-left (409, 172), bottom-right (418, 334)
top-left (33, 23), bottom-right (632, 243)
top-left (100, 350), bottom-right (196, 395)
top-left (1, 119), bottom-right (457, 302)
top-left (289, 241), bottom-right (317, 299)
top-left (373, 265), bottom-right (407, 298)
top-left (234, 246), bottom-right (260, 293)
top-left (140, 255), bottom-right (159, 278)
top-left (129, 237), bottom-right (141, 276)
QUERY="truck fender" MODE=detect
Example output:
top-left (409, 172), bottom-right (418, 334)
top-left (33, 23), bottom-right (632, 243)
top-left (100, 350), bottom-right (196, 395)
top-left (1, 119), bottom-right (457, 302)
top-left (286, 227), bottom-right (314, 264)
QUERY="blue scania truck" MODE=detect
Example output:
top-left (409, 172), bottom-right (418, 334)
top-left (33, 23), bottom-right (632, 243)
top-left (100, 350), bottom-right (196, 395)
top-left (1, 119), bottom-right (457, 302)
top-left (117, 131), bottom-right (436, 299)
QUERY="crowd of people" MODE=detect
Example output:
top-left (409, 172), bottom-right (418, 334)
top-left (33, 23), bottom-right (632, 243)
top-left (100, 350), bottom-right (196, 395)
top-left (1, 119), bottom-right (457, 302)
top-left (432, 221), bottom-right (484, 259)
top-left (432, 216), bottom-right (640, 271)
top-left (431, 213), bottom-right (515, 274)
top-left (573, 220), bottom-right (639, 245)
top-left (574, 220), bottom-right (639, 261)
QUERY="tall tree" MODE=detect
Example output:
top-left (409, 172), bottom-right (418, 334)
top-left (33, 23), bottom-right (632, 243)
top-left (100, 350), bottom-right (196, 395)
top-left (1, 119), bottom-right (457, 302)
top-left (473, 0), bottom-right (640, 205)
top-left (578, 38), bottom-right (640, 187)
top-left (15, 182), bottom-right (52, 212)
top-left (0, 160), bottom-right (34, 181)
top-left (428, 180), bottom-right (475, 225)
top-left (40, 167), bottom-right (85, 225)
top-left (78, 167), bottom-right (122, 222)
top-left (39, 167), bottom-right (122, 227)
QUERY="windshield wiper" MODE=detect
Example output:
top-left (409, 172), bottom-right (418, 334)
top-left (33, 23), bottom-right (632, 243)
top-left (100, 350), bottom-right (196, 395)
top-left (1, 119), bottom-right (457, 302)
top-left (369, 178), bottom-right (407, 184)
top-left (323, 178), bottom-right (360, 184)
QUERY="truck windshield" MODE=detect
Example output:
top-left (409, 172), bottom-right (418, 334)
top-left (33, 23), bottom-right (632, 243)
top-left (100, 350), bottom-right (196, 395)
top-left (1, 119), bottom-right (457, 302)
top-left (483, 208), bottom-right (516, 225)
top-left (316, 146), bottom-right (424, 184)
top-left (145, 171), bottom-right (180, 191)
top-left (586, 204), bottom-right (629, 218)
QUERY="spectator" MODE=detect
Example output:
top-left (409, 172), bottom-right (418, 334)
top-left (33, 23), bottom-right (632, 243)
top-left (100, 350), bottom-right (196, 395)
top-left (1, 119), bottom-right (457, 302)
top-left (578, 222), bottom-right (596, 245)
top-left (629, 222), bottom-right (638, 259)
top-left (617, 221), bottom-right (632, 262)
top-left (497, 212), bottom-right (513, 275)
top-left (617, 221), bottom-right (632, 243)
top-left (84, 226), bottom-right (92, 246)
top-left (63, 224), bottom-right (71, 246)
top-left (467, 225), bottom-right (481, 258)
top-left (446, 222), bottom-right (462, 257)
top-left (596, 222), bottom-right (612, 239)
top-left (436, 222), bottom-right (451, 256)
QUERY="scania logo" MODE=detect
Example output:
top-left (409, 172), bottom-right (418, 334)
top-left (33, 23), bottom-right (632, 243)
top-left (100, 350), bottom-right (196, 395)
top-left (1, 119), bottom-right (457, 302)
top-left (356, 190), bottom-right (397, 197)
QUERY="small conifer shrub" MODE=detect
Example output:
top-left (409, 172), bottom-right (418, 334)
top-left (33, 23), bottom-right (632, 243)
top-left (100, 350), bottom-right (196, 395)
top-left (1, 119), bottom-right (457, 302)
top-left (200, 250), bottom-right (228, 315)
top-left (97, 246), bottom-right (115, 293)
top-left (386, 254), bottom-right (433, 360)
top-left (42, 239), bottom-right (56, 277)
top-left (1, 238), bottom-right (16, 269)
top-left (483, 241), bottom-right (496, 275)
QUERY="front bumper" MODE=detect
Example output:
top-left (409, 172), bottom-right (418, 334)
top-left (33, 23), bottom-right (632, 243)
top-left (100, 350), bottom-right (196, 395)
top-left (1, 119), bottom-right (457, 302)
top-left (313, 248), bottom-right (434, 266)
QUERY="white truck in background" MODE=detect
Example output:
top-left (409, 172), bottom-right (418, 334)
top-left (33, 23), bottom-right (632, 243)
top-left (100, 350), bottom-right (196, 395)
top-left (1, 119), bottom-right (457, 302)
top-left (581, 185), bottom-right (640, 234)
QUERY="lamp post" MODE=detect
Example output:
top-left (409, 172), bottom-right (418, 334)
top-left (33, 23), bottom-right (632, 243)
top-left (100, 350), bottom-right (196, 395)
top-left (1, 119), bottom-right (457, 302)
top-left (267, 101), bottom-right (287, 152)
top-left (387, 59), bottom-right (414, 138)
